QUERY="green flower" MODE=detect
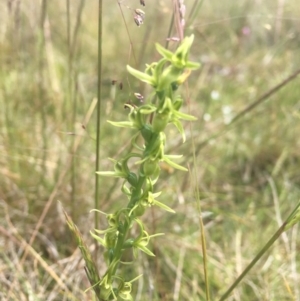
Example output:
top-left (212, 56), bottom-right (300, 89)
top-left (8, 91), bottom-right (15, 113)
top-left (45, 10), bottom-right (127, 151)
top-left (127, 35), bottom-right (200, 93)
top-left (96, 154), bottom-right (141, 185)
top-left (154, 96), bottom-right (197, 141)
top-left (145, 191), bottom-right (175, 213)
top-left (126, 64), bottom-right (156, 87)
top-left (125, 219), bottom-right (164, 257)
top-left (156, 35), bottom-right (200, 70)
top-left (114, 274), bottom-right (143, 301)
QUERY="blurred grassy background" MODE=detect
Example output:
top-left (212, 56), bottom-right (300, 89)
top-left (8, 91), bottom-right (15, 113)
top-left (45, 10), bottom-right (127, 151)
top-left (0, 0), bottom-right (300, 300)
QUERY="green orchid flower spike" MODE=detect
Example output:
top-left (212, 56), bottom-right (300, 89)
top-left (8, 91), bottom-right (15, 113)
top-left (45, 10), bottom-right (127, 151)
top-left (67, 35), bottom-right (200, 301)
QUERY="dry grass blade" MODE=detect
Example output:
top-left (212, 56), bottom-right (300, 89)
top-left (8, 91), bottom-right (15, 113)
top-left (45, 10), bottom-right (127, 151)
top-left (64, 209), bottom-right (102, 300)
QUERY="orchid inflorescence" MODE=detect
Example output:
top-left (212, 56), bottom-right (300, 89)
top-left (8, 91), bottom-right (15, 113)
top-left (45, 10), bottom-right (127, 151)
top-left (79, 35), bottom-right (199, 301)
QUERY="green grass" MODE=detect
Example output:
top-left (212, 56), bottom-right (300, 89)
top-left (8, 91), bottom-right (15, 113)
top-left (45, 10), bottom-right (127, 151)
top-left (1, 0), bottom-right (300, 300)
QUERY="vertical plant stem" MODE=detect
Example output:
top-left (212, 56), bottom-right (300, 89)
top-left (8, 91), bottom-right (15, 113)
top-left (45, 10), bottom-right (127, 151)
top-left (183, 2), bottom-right (208, 292)
top-left (69, 0), bottom-right (85, 219)
top-left (275, 0), bottom-right (286, 40)
top-left (95, 0), bottom-right (103, 253)
top-left (66, 0), bottom-right (71, 106)
top-left (110, 172), bottom-right (146, 278)
top-left (165, 12), bottom-right (174, 49)
top-left (189, 103), bottom-right (210, 300)
top-left (186, 0), bottom-right (204, 27)
top-left (66, 0), bottom-right (76, 217)
top-left (173, 0), bottom-right (183, 40)
top-left (117, 1), bottom-right (138, 67)
top-left (39, 0), bottom-right (47, 189)
top-left (71, 0), bottom-right (86, 58)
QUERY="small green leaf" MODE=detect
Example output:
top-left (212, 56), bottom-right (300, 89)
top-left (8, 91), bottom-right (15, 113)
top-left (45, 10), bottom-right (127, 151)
top-left (174, 110), bottom-right (198, 121)
top-left (107, 120), bottom-right (136, 129)
top-left (163, 155), bottom-right (188, 171)
top-left (153, 200), bottom-right (176, 213)
top-left (171, 119), bottom-right (186, 142)
top-left (137, 244), bottom-right (155, 256)
top-left (186, 61), bottom-right (201, 69)
top-left (90, 231), bottom-right (106, 247)
top-left (127, 65), bottom-right (155, 86)
top-left (155, 43), bottom-right (173, 60)
top-left (139, 105), bottom-right (157, 115)
top-left (96, 171), bottom-right (119, 177)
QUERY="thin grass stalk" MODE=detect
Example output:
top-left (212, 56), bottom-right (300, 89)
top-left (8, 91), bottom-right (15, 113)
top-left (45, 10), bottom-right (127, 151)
top-left (291, 224), bottom-right (299, 298)
top-left (72, 82), bottom-right (80, 220)
top-left (198, 197), bottom-right (210, 301)
top-left (2, 68), bottom-right (14, 174)
top-left (38, 0), bottom-right (48, 189)
top-left (71, 0), bottom-right (86, 60)
top-left (66, 0), bottom-right (76, 218)
top-left (179, 2), bottom-right (210, 298)
top-left (117, 1), bottom-right (138, 67)
top-left (4, 2), bottom-right (21, 173)
top-left (186, 0), bottom-right (204, 27)
top-left (64, 210), bottom-right (102, 300)
top-left (165, 11), bottom-right (174, 49)
top-left (188, 92), bottom-right (210, 300)
top-left (67, 0), bottom-right (85, 219)
top-left (66, 0), bottom-right (71, 107)
top-left (173, 0), bottom-right (183, 40)
top-left (274, 0), bottom-right (286, 41)
top-left (66, 0), bottom-right (71, 63)
top-left (95, 0), bottom-right (103, 251)
top-left (219, 201), bottom-right (300, 301)
top-left (137, 23), bottom-right (152, 69)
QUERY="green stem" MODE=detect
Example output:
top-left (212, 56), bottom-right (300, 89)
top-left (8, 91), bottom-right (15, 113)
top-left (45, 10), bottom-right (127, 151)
top-left (109, 172), bottom-right (146, 280)
top-left (186, 0), bottom-right (204, 28)
top-left (66, 0), bottom-right (75, 219)
top-left (107, 116), bottom-right (170, 285)
top-left (95, 0), bottom-right (103, 257)
top-left (38, 0), bottom-right (47, 190)
top-left (190, 105), bottom-right (210, 300)
top-left (128, 174), bottom-right (146, 209)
